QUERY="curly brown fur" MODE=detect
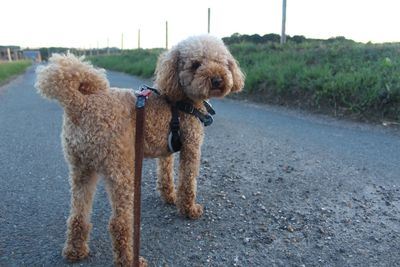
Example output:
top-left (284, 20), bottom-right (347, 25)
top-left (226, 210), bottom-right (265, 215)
top-left (35, 35), bottom-right (244, 266)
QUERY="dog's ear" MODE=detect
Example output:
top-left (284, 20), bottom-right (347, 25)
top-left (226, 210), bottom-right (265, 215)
top-left (155, 48), bottom-right (181, 98)
top-left (228, 57), bottom-right (245, 93)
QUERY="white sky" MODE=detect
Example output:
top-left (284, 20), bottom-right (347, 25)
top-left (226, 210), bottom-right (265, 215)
top-left (1, 0), bottom-right (399, 49)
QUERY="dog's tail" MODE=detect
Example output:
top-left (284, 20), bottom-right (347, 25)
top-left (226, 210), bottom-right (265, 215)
top-left (35, 53), bottom-right (109, 108)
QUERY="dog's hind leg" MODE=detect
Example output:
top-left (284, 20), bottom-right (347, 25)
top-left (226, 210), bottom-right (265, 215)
top-left (63, 166), bottom-right (98, 261)
top-left (104, 164), bottom-right (147, 267)
top-left (105, 170), bottom-right (134, 266)
top-left (157, 155), bottom-right (177, 204)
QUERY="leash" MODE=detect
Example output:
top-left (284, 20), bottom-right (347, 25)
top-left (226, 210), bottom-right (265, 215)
top-left (133, 85), bottom-right (159, 267)
top-left (132, 85), bottom-right (215, 265)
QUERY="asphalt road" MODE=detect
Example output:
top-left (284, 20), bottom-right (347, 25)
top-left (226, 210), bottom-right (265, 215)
top-left (1, 66), bottom-right (399, 267)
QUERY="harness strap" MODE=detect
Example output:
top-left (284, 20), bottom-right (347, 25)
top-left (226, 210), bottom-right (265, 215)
top-left (168, 105), bottom-right (182, 153)
top-left (167, 100), bottom-right (216, 153)
top-left (176, 101), bottom-right (214, 126)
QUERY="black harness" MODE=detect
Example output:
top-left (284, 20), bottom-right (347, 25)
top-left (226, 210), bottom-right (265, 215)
top-left (167, 100), bottom-right (216, 153)
top-left (137, 85), bottom-right (216, 153)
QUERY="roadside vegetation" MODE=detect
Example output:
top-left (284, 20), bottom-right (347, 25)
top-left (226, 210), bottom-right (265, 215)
top-left (89, 49), bottom-right (162, 78)
top-left (0, 60), bottom-right (32, 85)
top-left (89, 34), bottom-right (400, 122)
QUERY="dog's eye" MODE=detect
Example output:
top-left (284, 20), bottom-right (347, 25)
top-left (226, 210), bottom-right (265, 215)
top-left (191, 61), bottom-right (201, 70)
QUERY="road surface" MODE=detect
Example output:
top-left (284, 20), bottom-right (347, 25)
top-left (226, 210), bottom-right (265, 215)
top-left (0, 66), bottom-right (399, 266)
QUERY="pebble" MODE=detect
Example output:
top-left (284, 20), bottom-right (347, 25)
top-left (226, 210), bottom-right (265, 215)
top-left (233, 255), bottom-right (239, 266)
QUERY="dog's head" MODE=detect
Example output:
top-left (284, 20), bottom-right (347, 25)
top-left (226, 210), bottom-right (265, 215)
top-left (155, 35), bottom-right (245, 102)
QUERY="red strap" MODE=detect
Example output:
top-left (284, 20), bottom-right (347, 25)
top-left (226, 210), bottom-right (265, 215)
top-left (135, 89), bottom-right (153, 97)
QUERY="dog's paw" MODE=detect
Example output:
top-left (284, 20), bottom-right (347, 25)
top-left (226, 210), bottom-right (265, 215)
top-left (115, 256), bottom-right (147, 267)
top-left (62, 244), bottom-right (89, 261)
top-left (180, 204), bottom-right (204, 220)
top-left (162, 191), bottom-right (177, 205)
top-left (140, 256), bottom-right (148, 267)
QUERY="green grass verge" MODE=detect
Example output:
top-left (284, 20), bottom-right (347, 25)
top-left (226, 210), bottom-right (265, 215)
top-left (89, 49), bottom-right (164, 78)
top-left (0, 60), bottom-right (32, 85)
top-left (231, 41), bottom-right (400, 121)
top-left (88, 40), bottom-right (400, 121)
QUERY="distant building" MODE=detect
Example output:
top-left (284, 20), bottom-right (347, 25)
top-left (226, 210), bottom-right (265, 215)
top-left (23, 50), bottom-right (42, 63)
top-left (0, 46), bottom-right (23, 61)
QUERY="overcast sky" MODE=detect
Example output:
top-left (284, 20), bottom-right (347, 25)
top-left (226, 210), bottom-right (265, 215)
top-left (1, 0), bottom-right (399, 49)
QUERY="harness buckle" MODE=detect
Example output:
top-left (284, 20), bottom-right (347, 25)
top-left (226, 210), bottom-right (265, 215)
top-left (135, 85), bottom-right (161, 108)
top-left (203, 100), bottom-right (216, 115)
top-left (202, 115), bottom-right (214, 126)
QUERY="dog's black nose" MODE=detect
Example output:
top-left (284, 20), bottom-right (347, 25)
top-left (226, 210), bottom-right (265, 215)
top-left (211, 77), bottom-right (223, 89)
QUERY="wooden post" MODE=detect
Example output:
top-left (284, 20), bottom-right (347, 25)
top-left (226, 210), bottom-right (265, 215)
top-left (107, 38), bottom-right (110, 54)
top-left (165, 21), bottom-right (169, 49)
top-left (7, 48), bottom-right (12, 62)
top-left (281, 0), bottom-right (287, 44)
top-left (208, 8), bottom-right (211, 34)
top-left (121, 33), bottom-right (124, 51)
top-left (138, 29), bottom-right (141, 49)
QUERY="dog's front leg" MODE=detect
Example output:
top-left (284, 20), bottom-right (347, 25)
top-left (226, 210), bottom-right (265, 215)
top-left (157, 155), bottom-right (177, 204)
top-left (177, 144), bottom-right (203, 219)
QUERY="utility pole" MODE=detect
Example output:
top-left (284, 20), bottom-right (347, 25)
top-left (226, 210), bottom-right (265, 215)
top-left (121, 33), bottom-right (124, 51)
top-left (208, 8), bottom-right (211, 34)
top-left (138, 29), bottom-right (141, 49)
top-left (166, 21), bottom-right (169, 49)
top-left (107, 37), bottom-right (110, 54)
top-left (281, 0), bottom-right (287, 44)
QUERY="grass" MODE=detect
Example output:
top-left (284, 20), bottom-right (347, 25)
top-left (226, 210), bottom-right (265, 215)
top-left (230, 41), bottom-right (400, 121)
top-left (88, 38), bottom-right (400, 122)
top-left (89, 49), bottom-right (163, 78)
top-left (0, 60), bottom-right (32, 85)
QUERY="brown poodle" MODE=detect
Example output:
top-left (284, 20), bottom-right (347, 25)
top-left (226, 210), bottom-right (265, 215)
top-left (35, 35), bottom-right (244, 266)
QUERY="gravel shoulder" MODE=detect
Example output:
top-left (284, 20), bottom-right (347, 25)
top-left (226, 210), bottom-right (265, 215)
top-left (0, 67), bottom-right (399, 267)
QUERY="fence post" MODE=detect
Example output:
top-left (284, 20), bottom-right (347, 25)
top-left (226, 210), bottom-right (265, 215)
top-left (208, 8), bottom-right (211, 34)
top-left (281, 0), bottom-right (287, 44)
top-left (7, 48), bottom-right (12, 62)
top-left (166, 21), bottom-right (169, 49)
top-left (138, 29), bottom-right (141, 49)
top-left (121, 33), bottom-right (124, 51)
